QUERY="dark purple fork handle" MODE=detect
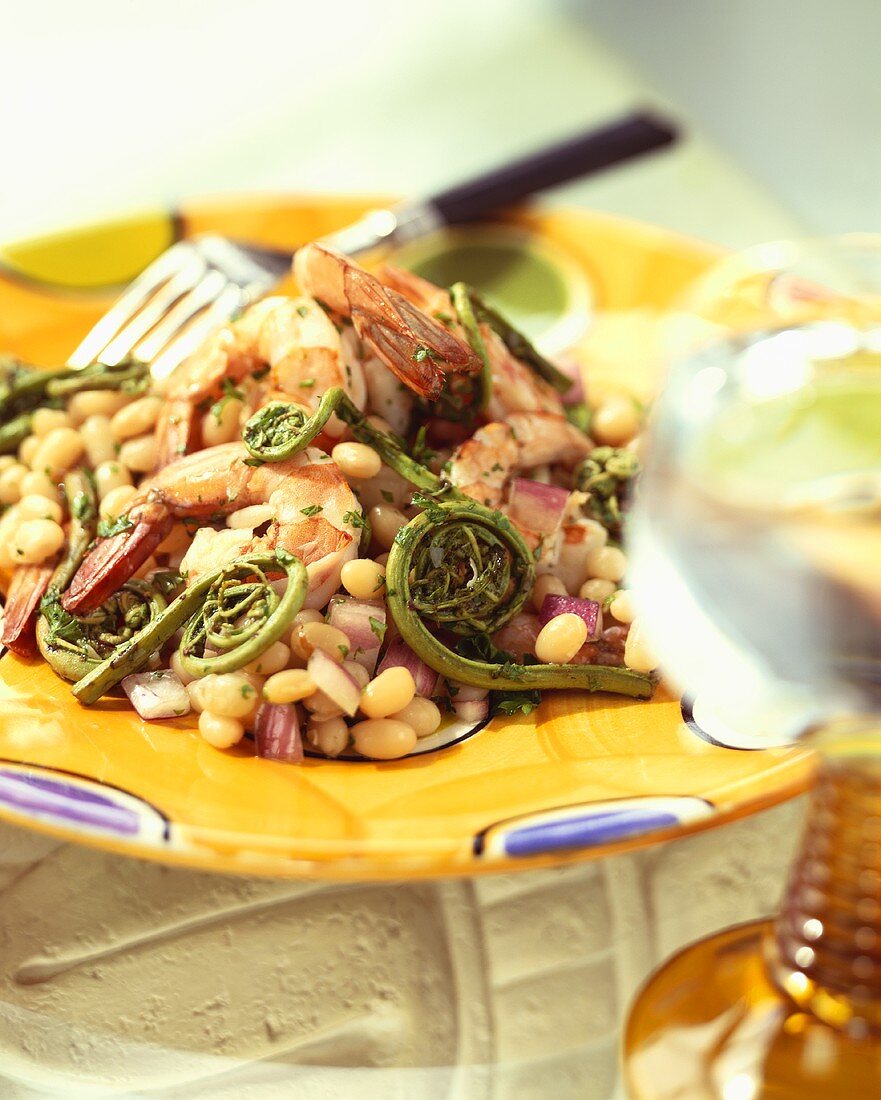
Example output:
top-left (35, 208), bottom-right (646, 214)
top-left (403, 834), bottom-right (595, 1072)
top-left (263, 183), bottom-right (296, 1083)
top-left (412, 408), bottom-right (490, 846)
top-left (428, 110), bottom-right (678, 226)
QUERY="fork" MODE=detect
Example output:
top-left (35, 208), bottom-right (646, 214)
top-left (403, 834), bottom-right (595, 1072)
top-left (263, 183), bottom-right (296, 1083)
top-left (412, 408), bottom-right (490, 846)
top-left (67, 110), bottom-right (676, 381)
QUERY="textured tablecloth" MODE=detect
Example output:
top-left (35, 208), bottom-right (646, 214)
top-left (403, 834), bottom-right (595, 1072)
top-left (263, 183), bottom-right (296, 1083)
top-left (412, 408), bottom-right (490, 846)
top-left (0, 4), bottom-right (807, 1096)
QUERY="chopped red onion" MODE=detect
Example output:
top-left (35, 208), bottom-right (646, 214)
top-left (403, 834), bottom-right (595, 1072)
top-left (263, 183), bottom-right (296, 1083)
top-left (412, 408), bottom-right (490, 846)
top-left (308, 648), bottom-right (362, 717)
top-left (378, 640), bottom-right (439, 698)
top-left (254, 703), bottom-right (303, 762)
top-left (122, 670), bottom-right (191, 721)
top-left (538, 593), bottom-right (602, 639)
top-left (448, 682), bottom-right (489, 703)
top-left (551, 353), bottom-right (585, 405)
top-left (453, 697), bottom-right (490, 724)
top-left (507, 479), bottom-right (570, 535)
top-left (326, 596), bottom-right (385, 673)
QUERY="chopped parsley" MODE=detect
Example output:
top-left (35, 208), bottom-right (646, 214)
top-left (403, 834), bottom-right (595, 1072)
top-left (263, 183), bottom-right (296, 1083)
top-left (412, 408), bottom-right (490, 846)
top-left (490, 689), bottom-right (542, 717)
top-left (380, 490), bottom-right (394, 503)
top-left (210, 378), bottom-right (245, 423)
top-left (298, 378), bottom-right (316, 389)
top-left (97, 514), bottom-right (134, 538)
top-left (296, 304), bottom-right (310, 318)
top-left (300, 504), bottom-right (323, 517)
top-left (342, 510), bottom-right (368, 530)
top-left (368, 615), bottom-right (386, 642)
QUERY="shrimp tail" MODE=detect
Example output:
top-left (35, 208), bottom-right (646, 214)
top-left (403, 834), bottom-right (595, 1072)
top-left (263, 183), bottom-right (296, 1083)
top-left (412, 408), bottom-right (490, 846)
top-left (62, 499), bottom-right (174, 614)
top-left (1, 564), bottom-right (56, 656)
top-left (295, 244), bottom-right (481, 399)
top-left (347, 270), bottom-right (480, 399)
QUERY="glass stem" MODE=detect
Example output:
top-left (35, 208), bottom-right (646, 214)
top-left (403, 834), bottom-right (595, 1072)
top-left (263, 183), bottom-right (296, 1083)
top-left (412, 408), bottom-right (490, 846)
top-left (768, 752), bottom-right (881, 1036)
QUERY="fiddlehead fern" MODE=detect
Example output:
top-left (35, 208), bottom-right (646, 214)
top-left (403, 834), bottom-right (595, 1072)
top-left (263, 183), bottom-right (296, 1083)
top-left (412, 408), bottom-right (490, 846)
top-left (178, 552), bottom-right (307, 678)
top-left (38, 580), bottom-right (168, 684)
top-left (73, 551), bottom-right (307, 704)
top-left (385, 499), bottom-right (654, 699)
top-left (243, 388), bottom-right (447, 494)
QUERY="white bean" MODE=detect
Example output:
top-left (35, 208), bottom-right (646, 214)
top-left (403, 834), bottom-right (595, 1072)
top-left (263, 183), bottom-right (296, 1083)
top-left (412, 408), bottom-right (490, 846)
top-left (12, 518), bottom-right (66, 564)
top-left (340, 558), bottom-right (386, 600)
top-left (531, 574), bottom-right (567, 612)
top-left (32, 428), bottom-right (84, 479)
top-left (67, 389), bottom-right (132, 424)
top-left (170, 650), bottom-right (194, 686)
top-left (20, 470), bottom-right (61, 504)
top-left (99, 483), bottom-right (137, 520)
top-left (0, 463), bottom-right (28, 504)
top-left (95, 461), bottom-right (132, 499)
top-left (360, 667), bottom-right (416, 719)
top-left (31, 408), bottom-right (72, 437)
top-left (119, 433), bottom-right (158, 473)
top-left (390, 697), bottom-right (441, 739)
top-left (80, 415), bottom-right (118, 466)
top-left (352, 718), bottom-right (417, 760)
top-left (244, 641), bottom-right (291, 677)
top-left (624, 619), bottom-right (658, 673)
top-left (579, 578), bottom-right (616, 603)
top-left (584, 545), bottom-right (627, 583)
top-left (592, 395), bottom-right (640, 445)
top-left (198, 712), bottom-right (245, 748)
top-left (608, 589), bottom-right (636, 624)
top-left (110, 395), bottom-right (163, 442)
top-left (18, 435), bottom-right (40, 467)
top-left (18, 494), bottom-right (63, 523)
top-left (308, 717), bottom-right (349, 758)
top-left (342, 660), bottom-right (370, 690)
top-left (197, 672), bottom-right (260, 718)
top-left (534, 613), bottom-right (588, 664)
top-left (201, 397), bottom-right (243, 447)
top-left (368, 504), bottom-right (407, 549)
top-left (263, 669), bottom-right (316, 704)
top-left (332, 441), bottom-right (382, 480)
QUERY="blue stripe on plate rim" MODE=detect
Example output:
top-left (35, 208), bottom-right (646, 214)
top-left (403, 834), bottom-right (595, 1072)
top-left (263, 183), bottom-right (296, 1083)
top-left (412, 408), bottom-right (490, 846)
top-left (0, 759), bottom-right (171, 843)
top-left (474, 795), bottom-right (715, 860)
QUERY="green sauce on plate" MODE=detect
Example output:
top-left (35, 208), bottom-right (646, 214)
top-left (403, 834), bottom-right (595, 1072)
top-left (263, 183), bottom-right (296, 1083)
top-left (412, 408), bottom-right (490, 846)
top-left (410, 241), bottom-right (568, 341)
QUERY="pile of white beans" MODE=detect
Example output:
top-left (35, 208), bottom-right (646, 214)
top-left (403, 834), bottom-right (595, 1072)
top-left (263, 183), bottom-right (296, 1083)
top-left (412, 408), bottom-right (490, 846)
top-left (173, 609), bottom-right (443, 761)
top-left (0, 388), bottom-right (163, 568)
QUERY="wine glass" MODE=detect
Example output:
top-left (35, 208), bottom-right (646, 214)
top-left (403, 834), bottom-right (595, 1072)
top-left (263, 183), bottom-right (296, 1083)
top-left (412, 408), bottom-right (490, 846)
top-left (623, 238), bottom-right (881, 1098)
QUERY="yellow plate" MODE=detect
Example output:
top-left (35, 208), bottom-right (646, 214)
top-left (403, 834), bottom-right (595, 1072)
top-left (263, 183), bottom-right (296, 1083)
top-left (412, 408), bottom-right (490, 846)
top-left (0, 196), bottom-right (813, 879)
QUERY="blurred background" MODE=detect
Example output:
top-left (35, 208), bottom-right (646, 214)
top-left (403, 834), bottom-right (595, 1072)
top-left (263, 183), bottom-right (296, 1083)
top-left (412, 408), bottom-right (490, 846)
top-left (2, 0), bottom-right (878, 246)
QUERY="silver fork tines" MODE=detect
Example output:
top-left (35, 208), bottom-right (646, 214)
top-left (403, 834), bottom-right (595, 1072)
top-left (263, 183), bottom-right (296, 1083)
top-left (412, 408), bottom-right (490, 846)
top-left (66, 236), bottom-right (285, 377)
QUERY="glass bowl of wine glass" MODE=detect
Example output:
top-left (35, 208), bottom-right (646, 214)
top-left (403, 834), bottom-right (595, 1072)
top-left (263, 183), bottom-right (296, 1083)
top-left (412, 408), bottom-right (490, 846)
top-left (624, 237), bottom-right (881, 1099)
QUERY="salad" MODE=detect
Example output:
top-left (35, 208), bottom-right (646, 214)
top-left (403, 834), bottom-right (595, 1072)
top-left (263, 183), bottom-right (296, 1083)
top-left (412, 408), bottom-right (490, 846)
top-left (0, 243), bottom-right (656, 762)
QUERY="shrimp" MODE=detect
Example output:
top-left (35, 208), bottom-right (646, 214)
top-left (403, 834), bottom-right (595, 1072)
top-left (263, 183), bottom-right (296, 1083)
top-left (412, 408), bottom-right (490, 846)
top-left (1, 563), bottom-right (55, 656)
top-left (448, 414), bottom-right (591, 506)
top-left (155, 295), bottom-right (365, 468)
top-left (62, 443), bottom-right (362, 614)
top-left (378, 263), bottom-right (568, 420)
top-left (293, 244), bottom-right (482, 400)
